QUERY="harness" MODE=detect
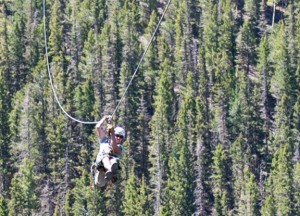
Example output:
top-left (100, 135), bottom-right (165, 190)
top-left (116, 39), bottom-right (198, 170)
top-left (96, 136), bottom-right (123, 169)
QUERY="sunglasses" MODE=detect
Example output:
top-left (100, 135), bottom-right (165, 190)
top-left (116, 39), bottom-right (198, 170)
top-left (115, 134), bottom-right (124, 139)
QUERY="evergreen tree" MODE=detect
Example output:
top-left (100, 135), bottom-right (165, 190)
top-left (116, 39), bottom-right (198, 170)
top-left (91, 0), bottom-right (108, 34)
top-left (48, 0), bottom-right (64, 61)
top-left (296, 1), bottom-right (300, 82)
top-left (261, 193), bottom-right (276, 216)
top-left (149, 57), bottom-right (175, 215)
top-left (294, 163), bottom-right (300, 215)
top-left (257, 36), bottom-right (272, 140)
top-left (64, 190), bottom-right (75, 216)
top-left (202, 1), bottom-right (218, 99)
top-left (0, 2), bottom-right (13, 100)
top-left (53, 194), bottom-right (63, 216)
top-left (243, 0), bottom-right (260, 23)
top-left (230, 134), bottom-right (245, 209)
top-left (174, 0), bottom-right (195, 85)
top-left (72, 169), bottom-right (104, 216)
top-left (10, 11), bottom-right (28, 92)
top-left (270, 22), bottom-right (295, 100)
top-left (164, 72), bottom-right (196, 215)
top-left (237, 167), bottom-right (259, 215)
top-left (273, 94), bottom-right (294, 154)
top-left (0, 72), bottom-right (11, 197)
top-left (79, 29), bottom-right (100, 81)
top-left (217, 0), bottom-right (236, 97)
top-left (8, 157), bottom-right (39, 216)
top-left (0, 197), bottom-right (7, 216)
top-left (135, 94), bottom-right (151, 177)
top-left (4, 0), bottom-right (300, 215)
top-left (236, 19), bottom-right (257, 74)
top-left (293, 96), bottom-right (300, 162)
top-left (229, 69), bottom-right (265, 214)
top-left (258, 0), bottom-right (268, 35)
top-left (270, 143), bottom-right (295, 215)
top-left (73, 80), bottom-right (95, 139)
top-left (143, 11), bottom-right (159, 109)
top-left (138, 175), bottom-right (151, 215)
top-left (24, 60), bottom-right (49, 173)
top-left (117, 0), bottom-right (142, 152)
top-left (139, 0), bottom-right (158, 26)
top-left (79, 29), bottom-right (104, 117)
top-left (194, 45), bottom-right (213, 215)
top-left (9, 82), bottom-right (49, 174)
top-left (23, 0), bottom-right (44, 69)
top-left (229, 67), bottom-right (265, 178)
top-left (286, 0), bottom-right (298, 70)
top-left (68, 0), bottom-right (82, 84)
top-left (211, 144), bottom-right (232, 215)
top-left (47, 0), bottom-right (68, 113)
top-left (99, 11), bottom-right (122, 113)
top-left (46, 114), bottom-right (68, 184)
top-left (123, 166), bottom-right (150, 216)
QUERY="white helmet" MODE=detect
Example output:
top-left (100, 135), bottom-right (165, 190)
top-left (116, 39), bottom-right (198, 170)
top-left (115, 126), bottom-right (125, 138)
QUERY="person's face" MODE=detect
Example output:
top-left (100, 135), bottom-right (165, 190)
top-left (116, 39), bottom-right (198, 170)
top-left (115, 134), bottom-right (124, 143)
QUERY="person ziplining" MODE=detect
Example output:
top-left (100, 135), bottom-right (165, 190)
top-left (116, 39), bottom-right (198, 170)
top-left (91, 115), bottom-right (125, 187)
top-left (42, 0), bottom-right (172, 188)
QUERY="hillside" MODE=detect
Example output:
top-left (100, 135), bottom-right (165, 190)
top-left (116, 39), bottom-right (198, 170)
top-left (0, 0), bottom-right (300, 215)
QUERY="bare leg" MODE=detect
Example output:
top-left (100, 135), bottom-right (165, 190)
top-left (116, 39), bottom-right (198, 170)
top-left (102, 157), bottom-right (112, 171)
top-left (102, 157), bottom-right (113, 180)
top-left (110, 157), bottom-right (119, 173)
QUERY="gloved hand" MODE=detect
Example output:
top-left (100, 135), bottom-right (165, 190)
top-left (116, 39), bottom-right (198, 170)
top-left (105, 115), bottom-right (112, 122)
top-left (107, 124), bottom-right (113, 136)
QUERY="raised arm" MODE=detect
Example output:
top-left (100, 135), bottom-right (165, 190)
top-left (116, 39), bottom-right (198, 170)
top-left (95, 115), bottom-right (111, 139)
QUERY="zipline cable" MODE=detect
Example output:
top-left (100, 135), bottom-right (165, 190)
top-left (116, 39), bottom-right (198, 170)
top-left (110, 0), bottom-right (172, 119)
top-left (43, 0), bottom-right (171, 124)
top-left (43, 0), bottom-right (97, 124)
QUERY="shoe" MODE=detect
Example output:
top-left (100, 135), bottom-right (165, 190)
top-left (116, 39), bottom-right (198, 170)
top-left (91, 163), bottom-right (96, 173)
top-left (111, 163), bottom-right (119, 174)
top-left (105, 170), bottom-right (112, 180)
top-left (94, 170), bottom-right (108, 187)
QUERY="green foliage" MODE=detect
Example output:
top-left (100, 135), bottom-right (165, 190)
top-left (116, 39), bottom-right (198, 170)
top-left (46, 114), bottom-right (68, 183)
top-left (264, 143), bottom-right (295, 215)
top-left (211, 144), bottom-right (232, 215)
top-left (270, 22), bottom-right (295, 99)
top-left (10, 11), bottom-right (28, 92)
top-left (0, 197), bottom-right (7, 216)
top-left (194, 47), bottom-right (213, 214)
top-left (236, 20), bottom-right (257, 73)
top-left (164, 73), bottom-right (196, 215)
top-left (261, 194), bottom-right (276, 216)
top-left (0, 73), bottom-right (11, 196)
top-left (143, 11), bottom-right (159, 104)
top-left (65, 190), bottom-right (75, 216)
top-left (237, 167), bottom-right (259, 215)
top-left (8, 157), bottom-right (39, 216)
top-left (203, 2), bottom-right (218, 82)
top-left (2, 1), bottom-right (300, 215)
top-left (74, 80), bottom-right (95, 122)
top-left (48, 0), bottom-right (64, 59)
top-left (294, 163), bottom-right (300, 215)
top-left (257, 36), bottom-right (271, 132)
top-left (72, 169), bottom-right (104, 216)
top-left (123, 167), bottom-right (151, 215)
top-left (149, 54), bottom-right (175, 214)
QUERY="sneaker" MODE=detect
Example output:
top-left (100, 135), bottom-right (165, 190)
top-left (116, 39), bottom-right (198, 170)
top-left (111, 163), bottom-right (119, 174)
top-left (94, 170), bottom-right (108, 187)
top-left (105, 170), bottom-right (112, 180)
top-left (90, 163), bottom-right (96, 173)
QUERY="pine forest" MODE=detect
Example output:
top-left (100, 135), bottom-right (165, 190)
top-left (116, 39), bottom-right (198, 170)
top-left (1, 0), bottom-right (300, 215)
